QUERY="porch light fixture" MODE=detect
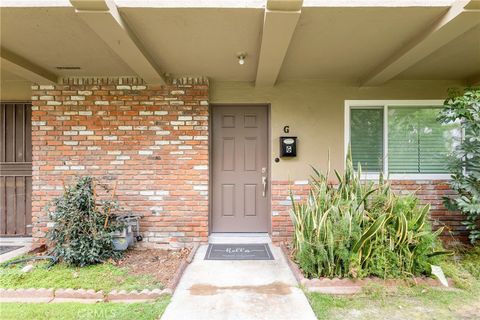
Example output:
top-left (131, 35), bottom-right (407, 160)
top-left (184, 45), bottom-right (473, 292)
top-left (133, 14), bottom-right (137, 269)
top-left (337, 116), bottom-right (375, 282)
top-left (237, 53), bottom-right (246, 65)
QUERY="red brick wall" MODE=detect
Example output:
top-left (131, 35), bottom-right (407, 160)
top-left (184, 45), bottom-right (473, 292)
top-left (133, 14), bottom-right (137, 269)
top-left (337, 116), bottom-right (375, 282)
top-left (271, 179), bottom-right (466, 244)
top-left (271, 180), bottom-right (310, 244)
top-left (31, 78), bottom-right (209, 249)
top-left (391, 180), bottom-right (466, 243)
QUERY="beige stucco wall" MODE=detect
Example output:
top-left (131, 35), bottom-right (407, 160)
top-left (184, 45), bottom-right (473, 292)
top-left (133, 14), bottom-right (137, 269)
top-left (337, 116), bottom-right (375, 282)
top-left (210, 79), bottom-right (464, 180)
top-left (0, 80), bottom-right (32, 101)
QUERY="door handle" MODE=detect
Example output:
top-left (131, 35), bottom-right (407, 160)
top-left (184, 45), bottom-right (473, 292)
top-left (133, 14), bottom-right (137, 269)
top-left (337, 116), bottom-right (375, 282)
top-left (262, 176), bottom-right (267, 197)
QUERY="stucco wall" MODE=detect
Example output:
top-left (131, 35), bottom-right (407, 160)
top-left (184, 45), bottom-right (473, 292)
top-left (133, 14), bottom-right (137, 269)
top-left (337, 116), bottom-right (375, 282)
top-left (0, 80), bottom-right (32, 101)
top-left (210, 79), bottom-right (464, 181)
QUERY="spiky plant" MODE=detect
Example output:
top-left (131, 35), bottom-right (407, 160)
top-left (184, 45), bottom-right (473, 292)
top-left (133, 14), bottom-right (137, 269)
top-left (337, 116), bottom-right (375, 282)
top-left (290, 154), bottom-right (447, 279)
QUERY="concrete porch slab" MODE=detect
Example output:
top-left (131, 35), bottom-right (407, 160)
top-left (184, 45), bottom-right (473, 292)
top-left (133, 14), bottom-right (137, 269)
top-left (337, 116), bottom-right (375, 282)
top-left (0, 237), bottom-right (33, 246)
top-left (208, 233), bottom-right (272, 244)
top-left (160, 244), bottom-right (316, 320)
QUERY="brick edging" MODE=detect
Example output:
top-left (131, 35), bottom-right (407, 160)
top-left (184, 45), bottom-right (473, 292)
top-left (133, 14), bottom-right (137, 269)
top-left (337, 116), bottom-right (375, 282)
top-left (186, 243), bottom-right (200, 264)
top-left (54, 288), bottom-right (104, 303)
top-left (280, 244), bottom-right (453, 295)
top-left (280, 244), bottom-right (305, 285)
top-left (0, 287), bottom-right (172, 303)
top-left (0, 288), bottom-right (54, 303)
top-left (166, 243), bottom-right (199, 293)
top-left (106, 288), bottom-right (171, 303)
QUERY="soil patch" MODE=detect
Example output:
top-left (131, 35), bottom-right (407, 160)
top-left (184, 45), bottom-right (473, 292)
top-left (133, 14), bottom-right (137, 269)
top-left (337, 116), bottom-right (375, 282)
top-left (116, 248), bottom-right (189, 287)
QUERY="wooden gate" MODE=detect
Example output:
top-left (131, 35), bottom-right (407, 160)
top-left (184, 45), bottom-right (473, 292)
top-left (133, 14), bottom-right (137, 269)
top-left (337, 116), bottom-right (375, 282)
top-left (0, 102), bottom-right (32, 236)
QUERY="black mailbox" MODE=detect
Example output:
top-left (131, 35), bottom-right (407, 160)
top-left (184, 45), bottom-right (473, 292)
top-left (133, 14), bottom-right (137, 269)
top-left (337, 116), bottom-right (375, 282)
top-left (280, 136), bottom-right (297, 157)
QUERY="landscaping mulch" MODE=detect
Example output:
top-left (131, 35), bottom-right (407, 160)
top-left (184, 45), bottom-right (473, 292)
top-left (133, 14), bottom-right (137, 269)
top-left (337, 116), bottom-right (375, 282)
top-left (115, 248), bottom-right (190, 288)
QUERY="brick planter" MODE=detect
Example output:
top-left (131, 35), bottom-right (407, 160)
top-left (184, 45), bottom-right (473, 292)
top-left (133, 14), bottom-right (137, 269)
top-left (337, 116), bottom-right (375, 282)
top-left (280, 244), bottom-right (452, 295)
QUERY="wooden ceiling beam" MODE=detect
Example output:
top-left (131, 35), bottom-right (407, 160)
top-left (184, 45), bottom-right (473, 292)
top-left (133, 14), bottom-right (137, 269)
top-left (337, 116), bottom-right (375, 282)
top-left (70, 0), bottom-right (165, 84)
top-left (255, 0), bottom-right (303, 87)
top-left (361, 0), bottom-right (480, 86)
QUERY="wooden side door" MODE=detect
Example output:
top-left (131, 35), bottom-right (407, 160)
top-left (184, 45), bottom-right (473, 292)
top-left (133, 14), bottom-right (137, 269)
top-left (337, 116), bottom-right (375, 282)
top-left (0, 102), bottom-right (32, 236)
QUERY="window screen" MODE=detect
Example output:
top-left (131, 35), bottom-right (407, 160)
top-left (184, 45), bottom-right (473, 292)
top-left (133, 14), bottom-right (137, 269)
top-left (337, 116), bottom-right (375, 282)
top-left (388, 107), bottom-right (457, 173)
top-left (350, 108), bottom-right (384, 172)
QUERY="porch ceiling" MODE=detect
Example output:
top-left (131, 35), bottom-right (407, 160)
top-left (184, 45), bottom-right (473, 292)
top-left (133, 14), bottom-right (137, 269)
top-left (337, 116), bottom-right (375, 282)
top-left (0, 0), bottom-right (479, 87)
top-left (277, 6), bottom-right (450, 81)
top-left (0, 7), bottom-right (135, 77)
top-left (121, 8), bottom-right (264, 82)
top-left (396, 24), bottom-right (480, 81)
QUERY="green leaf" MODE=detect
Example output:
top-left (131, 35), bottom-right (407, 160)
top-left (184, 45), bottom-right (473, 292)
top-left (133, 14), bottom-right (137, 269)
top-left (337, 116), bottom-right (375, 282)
top-left (353, 214), bottom-right (388, 253)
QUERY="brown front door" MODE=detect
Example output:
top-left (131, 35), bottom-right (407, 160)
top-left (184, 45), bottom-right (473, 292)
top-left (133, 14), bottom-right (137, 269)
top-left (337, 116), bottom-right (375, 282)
top-left (0, 102), bottom-right (33, 236)
top-left (212, 105), bottom-right (269, 232)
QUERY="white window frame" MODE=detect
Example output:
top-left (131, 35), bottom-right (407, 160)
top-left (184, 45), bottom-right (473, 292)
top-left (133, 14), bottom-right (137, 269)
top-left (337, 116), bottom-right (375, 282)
top-left (344, 100), bottom-right (452, 180)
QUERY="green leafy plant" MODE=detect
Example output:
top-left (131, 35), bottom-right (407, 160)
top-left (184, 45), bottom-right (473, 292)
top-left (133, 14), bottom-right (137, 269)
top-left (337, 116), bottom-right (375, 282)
top-left (47, 176), bottom-right (124, 267)
top-left (290, 154), bottom-right (446, 279)
top-left (438, 88), bottom-right (480, 244)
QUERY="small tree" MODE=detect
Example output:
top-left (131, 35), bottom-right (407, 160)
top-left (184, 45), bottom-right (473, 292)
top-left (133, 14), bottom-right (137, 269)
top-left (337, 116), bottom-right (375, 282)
top-left (438, 88), bottom-right (480, 244)
top-left (47, 176), bottom-right (124, 266)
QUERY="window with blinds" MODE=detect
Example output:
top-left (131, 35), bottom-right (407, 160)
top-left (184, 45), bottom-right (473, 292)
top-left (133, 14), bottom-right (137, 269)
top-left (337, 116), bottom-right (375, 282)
top-left (348, 104), bottom-right (459, 175)
top-left (388, 107), bottom-right (457, 174)
top-left (350, 108), bottom-right (383, 172)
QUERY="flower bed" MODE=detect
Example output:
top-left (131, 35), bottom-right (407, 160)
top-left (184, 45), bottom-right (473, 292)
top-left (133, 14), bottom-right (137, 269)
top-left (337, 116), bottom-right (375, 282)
top-left (287, 155), bottom-right (450, 286)
top-left (280, 244), bottom-right (452, 295)
top-left (0, 245), bottom-right (198, 303)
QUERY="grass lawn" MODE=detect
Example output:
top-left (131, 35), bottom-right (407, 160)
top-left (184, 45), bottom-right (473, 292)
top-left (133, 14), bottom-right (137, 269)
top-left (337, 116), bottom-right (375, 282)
top-left (309, 283), bottom-right (479, 320)
top-left (0, 258), bottom-right (162, 292)
top-left (0, 297), bottom-right (170, 320)
top-left (307, 247), bottom-right (480, 320)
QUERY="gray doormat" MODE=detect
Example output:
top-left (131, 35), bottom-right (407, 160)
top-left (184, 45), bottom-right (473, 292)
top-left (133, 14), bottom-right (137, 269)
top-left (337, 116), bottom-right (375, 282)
top-left (205, 243), bottom-right (274, 260)
top-left (0, 246), bottom-right (22, 255)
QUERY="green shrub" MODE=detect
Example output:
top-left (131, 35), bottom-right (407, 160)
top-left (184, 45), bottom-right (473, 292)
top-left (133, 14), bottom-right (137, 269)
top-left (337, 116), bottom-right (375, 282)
top-left (437, 245), bottom-right (480, 289)
top-left (290, 155), bottom-right (447, 279)
top-left (438, 88), bottom-right (480, 244)
top-left (47, 176), bottom-right (124, 267)
top-left (459, 246), bottom-right (480, 280)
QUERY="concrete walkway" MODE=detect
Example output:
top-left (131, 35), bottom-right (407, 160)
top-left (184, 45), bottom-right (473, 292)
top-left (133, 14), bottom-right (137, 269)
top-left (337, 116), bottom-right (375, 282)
top-left (0, 238), bottom-right (32, 264)
top-left (161, 244), bottom-right (316, 320)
